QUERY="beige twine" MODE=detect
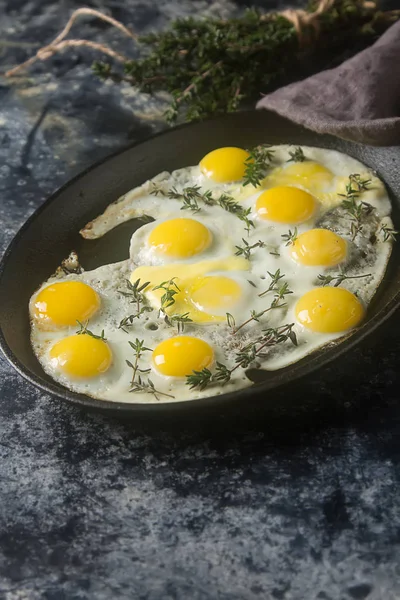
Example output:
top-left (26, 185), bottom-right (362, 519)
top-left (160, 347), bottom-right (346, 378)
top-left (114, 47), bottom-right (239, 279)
top-left (5, 7), bottom-right (137, 77)
top-left (3, 1), bottom-right (388, 78)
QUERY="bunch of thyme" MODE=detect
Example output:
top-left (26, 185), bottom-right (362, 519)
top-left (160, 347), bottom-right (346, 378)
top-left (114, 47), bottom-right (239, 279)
top-left (7, 3), bottom-right (399, 123)
top-left (94, 2), bottom-right (399, 122)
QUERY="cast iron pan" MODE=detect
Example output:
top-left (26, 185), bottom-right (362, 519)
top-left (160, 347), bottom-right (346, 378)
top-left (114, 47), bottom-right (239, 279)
top-left (0, 110), bottom-right (399, 417)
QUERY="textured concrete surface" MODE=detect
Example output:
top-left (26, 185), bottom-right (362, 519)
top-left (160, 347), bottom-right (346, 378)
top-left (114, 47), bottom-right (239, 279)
top-left (1, 1), bottom-right (400, 599)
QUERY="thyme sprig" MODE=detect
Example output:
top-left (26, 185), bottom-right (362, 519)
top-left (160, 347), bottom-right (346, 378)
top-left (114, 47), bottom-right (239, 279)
top-left (76, 320), bottom-right (107, 340)
top-left (118, 278), bottom-right (153, 331)
top-left (154, 183), bottom-right (253, 234)
top-left (243, 145), bottom-right (275, 187)
top-left (379, 224), bottom-right (398, 242)
top-left (217, 194), bottom-right (242, 213)
top-left (167, 185), bottom-right (213, 212)
top-left (153, 278), bottom-right (180, 315)
top-left (342, 200), bottom-right (374, 240)
top-left (317, 272), bottom-right (372, 287)
top-left (287, 147), bottom-right (306, 163)
top-left (235, 238), bottom-right (266, 259)
top-left (130, 376), bottom-right (174, 400)
top-left (11, 3), bottom-right (398, 124)
top-left (258, 268), bottom-right (285, 297)
top-left (238, 207), bottom-right (255, 236)
top-left (164, 312), bottom-right (193, 333)
top-left (126, 339), bottom-right (174, 400)
top-left (186, 323), bottom-right (297, 390)
top-left (281, 228), bottom-right (298, 246)
top-left (339, 173), bottom-right (374, 240)
top-left (233, 280), bottom-right (291, 334)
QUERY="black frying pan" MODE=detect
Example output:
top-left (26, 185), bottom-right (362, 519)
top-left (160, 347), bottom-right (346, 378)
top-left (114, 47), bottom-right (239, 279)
top-left (0, 110), bottom-right (399, 417)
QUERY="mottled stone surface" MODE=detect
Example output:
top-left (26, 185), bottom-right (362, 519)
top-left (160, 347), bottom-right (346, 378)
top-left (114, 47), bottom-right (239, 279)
top-left (1, 1), bottom-right (400, 599)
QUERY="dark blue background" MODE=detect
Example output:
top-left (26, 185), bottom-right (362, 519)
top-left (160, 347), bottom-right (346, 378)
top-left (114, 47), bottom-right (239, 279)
top-left (1, 2), bottom-right (400, 598)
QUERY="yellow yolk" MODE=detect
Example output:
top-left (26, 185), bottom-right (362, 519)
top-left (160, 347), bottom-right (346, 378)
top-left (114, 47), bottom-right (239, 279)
top-left (153, 336), bottom-right (214, 377)
top-left (49, 334), bottom-right (112, 378)
top-left (189, 276), bottom-right (242, 315)
top-left (290, 229), bottom-right (347, 267)
top-left (296, 287), bottom-right (364, 333)
top-left (256, 186), bottom-right (317, 224)
top-left (148, 218), bottom-right (212, 259)
top-left (265, 162), bottom-right (333, 191)
top-left (199, 147), bottom-right (250, 183)
top-left (281, 161), bottom-right (333, 186)
top-left (131, 257), bottom-right (249, 324)
top-left (33, 281), bottom-right (100, 327)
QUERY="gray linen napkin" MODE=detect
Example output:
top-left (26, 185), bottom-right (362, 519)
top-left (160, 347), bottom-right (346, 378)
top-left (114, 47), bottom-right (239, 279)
top-left (257, 21), bottom-right (400, 146)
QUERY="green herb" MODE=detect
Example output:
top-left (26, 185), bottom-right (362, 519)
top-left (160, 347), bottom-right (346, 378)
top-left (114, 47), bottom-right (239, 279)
top-left (186, 323), bottom-right (297, 390)
top-left (281, 227), bottom-right (298, 246)
top-left (339, 176), bottom-right (374, 240)
top-left (130, 375), bottom-right (175, 400)
top-left (149, 182), bottom-right (167, 196)
top-left (243, 145), bottom-right (274, 187)
top-left (76, 320), bottom-right (106, 341)
top-left (153, 277), bottom-right (180, 315)
top-left (379, 223), bottom-right (398, 242)
top-left (258, 268), bottom-right (285, 297)
top-left (167, 185), bottom-right (213, 213)
top-left (235, 238), bottom-right (266, 259)
top-left (226, 312), bottom-right (236, 329)
top-left (317, 272), bottom-right (372, 287)
top-left (9, 4), bottom-right (399, 124)
top-left (233, 281), bottom-right (291, 334)
top-left (126, 339), bottom-right (174, 400)
top-left (217, 194), bottom-right (242, 213)
top-left (118, 309), bottom-right (153, 333)
top-left (164, 312), bottom-right (193, 333)
top-left (348, 173), bottom-right (372, 193)
top-left (237, 207), bottom-right (255, 236)
top-left (118, 278), bottom-right (152, 327)
top-left (287, 147), bottom-right (306, 163)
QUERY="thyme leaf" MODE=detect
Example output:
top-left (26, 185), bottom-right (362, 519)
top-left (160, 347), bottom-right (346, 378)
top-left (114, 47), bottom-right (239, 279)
top-left (287, 147), bottom-right (306, 162)
top-left (281, 227), bottom-right (298, 246)
top-left (237, 207), bottom-right (255, 236)
top-left (235, 238), bottom-right (266, 259)
top-left (153, 277), bottom-right (180, 315)
top-left (243, 145), bottom-right (274, 187)
top-left (118, 278), bottom-right (152, 328)
top-left (258, 268), bottom-right (285, 297)
top-left (379, 223), bottom-right (398, 242)
top-left (317, 272), bottom-right (372, 287)
top-left (164, 312), bottom-right (193, 333)
top-left (76, 320), bottom-right (106, 341)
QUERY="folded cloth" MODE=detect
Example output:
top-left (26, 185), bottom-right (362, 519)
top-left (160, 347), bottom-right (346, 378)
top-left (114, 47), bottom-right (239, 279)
top-left (257, 21), bottom-right (400, 146)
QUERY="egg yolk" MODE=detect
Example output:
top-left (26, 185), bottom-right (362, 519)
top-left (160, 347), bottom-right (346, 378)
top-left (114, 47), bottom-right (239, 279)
top-left (290, 229), bottom-right (347, 267)
top-left (282, 161), bottom-right (333, 186)
top-left (189, 276), bottom-right (242, 315)
top-left (153, 336), bottom-right (214, 377)
top-left (33, 281), bottom-right (100, 327)
top-left (199, 147), bottom-right (250, 183)
top-left (296, 287), bottom-right (364, 333)
top-left (148, 218), bottom-right (212, 258)
top-left (256, 186), bottom-right (316, 224)
top-left (49, 334), bottom-right (112, 378)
